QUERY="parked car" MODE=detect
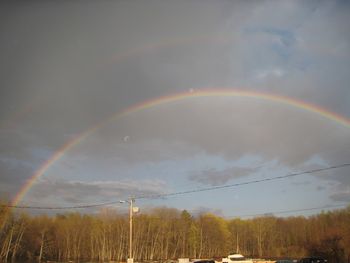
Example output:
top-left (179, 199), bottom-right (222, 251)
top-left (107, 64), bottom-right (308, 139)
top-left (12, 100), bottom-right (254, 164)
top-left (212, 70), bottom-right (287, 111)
top-left (192, 260), bottom-right (215, 263)
top-left (222, 253), bottom-right (253, 263)
top-left (276, 260), bottom-right (294, 263)
top-left (298, 257), bottom-right (327, 263)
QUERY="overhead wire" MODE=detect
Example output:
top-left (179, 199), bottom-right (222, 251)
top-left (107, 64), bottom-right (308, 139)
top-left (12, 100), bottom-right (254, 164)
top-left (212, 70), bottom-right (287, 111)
top-left (1, 162), bottom-right (349, 210)
top-left (228, 204), bottom-right (349, 218)
top-left (135, 163), bottom-right (350, 199)
top-left (2, 201), bottom-right (124, 210)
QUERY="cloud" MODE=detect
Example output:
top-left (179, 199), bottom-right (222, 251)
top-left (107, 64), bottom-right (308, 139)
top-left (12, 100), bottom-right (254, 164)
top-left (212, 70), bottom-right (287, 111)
top-left (1, 0), bottom-right (349, 210)
top-left (256, 68), bottom-right (285, 80)
top-left (25, 178), bottom-right (168, 205)
top-left (330, 186), bottom-right (350, 202)
top-left (317, 186), bottom-right (326, 191)
top-left (90, 97), bottom-right (350, 166)
top-left (306, 151), bottom-right (350, 186)
top-left (189, 166), bottom-right (257, 186)
top-left (295, 1), bottom-right (350, 59)
top-left (254, 68), bottom-right (285, 80)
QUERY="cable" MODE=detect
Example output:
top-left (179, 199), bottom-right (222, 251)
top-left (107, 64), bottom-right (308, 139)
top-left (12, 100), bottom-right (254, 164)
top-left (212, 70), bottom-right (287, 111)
top-left (3, 201), bottom-right (124, 210)
top-left (229, 204), bottom-right (349, 218)
top-left (135, 162), bottom-right (350, 200)
top-left (2, 162), bottom-right (350, 210)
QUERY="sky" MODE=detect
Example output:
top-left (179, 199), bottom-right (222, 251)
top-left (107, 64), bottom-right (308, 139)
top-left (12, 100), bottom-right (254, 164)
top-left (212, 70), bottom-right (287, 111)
top-left (1, 0), bottom-right (350, 218)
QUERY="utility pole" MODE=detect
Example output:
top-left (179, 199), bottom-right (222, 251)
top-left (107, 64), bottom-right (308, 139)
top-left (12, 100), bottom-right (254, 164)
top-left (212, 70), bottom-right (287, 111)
top-left (129, 198), bottom-right (134, 263)
top-left (120, 198), bottom-right (139, 263)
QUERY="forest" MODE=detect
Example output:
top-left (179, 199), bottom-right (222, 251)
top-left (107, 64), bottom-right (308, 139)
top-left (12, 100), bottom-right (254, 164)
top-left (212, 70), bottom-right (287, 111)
top-left (0, 203), bottom-right (349, 263)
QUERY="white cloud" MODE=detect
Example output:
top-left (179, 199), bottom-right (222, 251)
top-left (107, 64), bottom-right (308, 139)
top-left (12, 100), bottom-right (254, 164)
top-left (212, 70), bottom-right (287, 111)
top-left (254, 68), bottom-right (285, 80)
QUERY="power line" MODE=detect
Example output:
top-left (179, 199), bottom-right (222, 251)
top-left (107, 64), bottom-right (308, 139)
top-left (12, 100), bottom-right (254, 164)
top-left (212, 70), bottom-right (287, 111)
top-left (229, 204), bottom-right (349, 218)
top-left (2, 201), bottom-right (124, 210)
top-left (2, 162), bottom-right (350, 210)
top-left (135, 162), bottom-right (350, 200)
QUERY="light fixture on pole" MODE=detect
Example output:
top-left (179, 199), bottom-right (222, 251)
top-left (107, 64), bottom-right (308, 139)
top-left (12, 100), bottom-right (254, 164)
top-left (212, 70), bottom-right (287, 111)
top-left (119, 198), bottom-right (139, 263)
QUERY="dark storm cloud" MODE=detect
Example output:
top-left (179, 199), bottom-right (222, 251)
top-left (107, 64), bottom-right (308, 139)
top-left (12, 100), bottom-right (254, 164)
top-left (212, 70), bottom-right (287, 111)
top-left (1, 0), bottom-right (349, 209)
top-left (0, 0), bottom-right (240, 166)
top-left (0, 130), bottom-right (52, 196)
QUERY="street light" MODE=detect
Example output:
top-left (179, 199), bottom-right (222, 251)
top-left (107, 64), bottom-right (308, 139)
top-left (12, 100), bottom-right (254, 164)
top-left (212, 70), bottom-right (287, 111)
top-left (119, 198), bottom-right (139, 263)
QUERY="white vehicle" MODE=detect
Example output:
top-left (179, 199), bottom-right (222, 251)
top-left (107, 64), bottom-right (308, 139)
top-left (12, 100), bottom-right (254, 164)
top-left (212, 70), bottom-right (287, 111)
top-left (222, 253), bottom-right (253, 263)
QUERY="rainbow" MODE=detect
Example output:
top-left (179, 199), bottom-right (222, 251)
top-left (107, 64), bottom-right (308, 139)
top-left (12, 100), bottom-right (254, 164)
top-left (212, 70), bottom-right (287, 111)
top-left (1, 96), bottom-right (41, 131)
top-left (11, 88), bottom-right (350, 206)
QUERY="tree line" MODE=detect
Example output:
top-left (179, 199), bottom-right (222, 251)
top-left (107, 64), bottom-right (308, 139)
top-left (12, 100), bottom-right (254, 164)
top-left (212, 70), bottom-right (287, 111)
top-left (1, 203), bottom-right (349, 263)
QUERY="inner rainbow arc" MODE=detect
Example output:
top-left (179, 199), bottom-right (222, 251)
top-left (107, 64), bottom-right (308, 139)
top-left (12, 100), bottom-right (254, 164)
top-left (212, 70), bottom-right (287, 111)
top-left (11, 88), bottom-right (350, 207)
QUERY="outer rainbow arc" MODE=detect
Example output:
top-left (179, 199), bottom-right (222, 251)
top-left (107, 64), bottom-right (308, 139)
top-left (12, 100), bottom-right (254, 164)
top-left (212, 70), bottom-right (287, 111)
top-left (11, 88), bottom-right (350, 207)
top-left (102, 34), bottom-right (231, 68)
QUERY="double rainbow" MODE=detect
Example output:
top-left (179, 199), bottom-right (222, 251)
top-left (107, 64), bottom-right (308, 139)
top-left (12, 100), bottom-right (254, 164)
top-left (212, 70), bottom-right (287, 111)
top-left (11, 88), bottom-right (350, 206)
